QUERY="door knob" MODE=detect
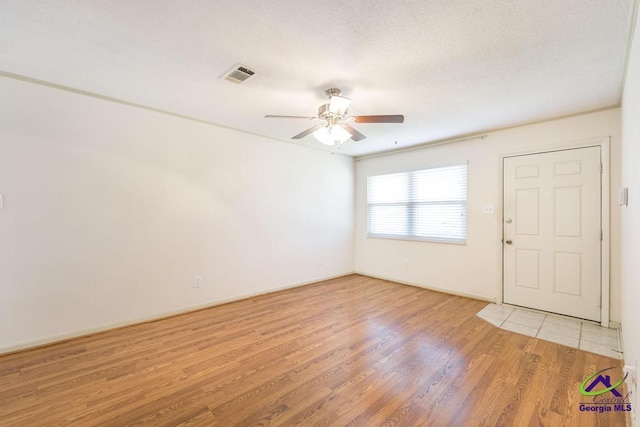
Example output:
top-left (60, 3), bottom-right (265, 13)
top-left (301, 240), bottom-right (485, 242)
top-left (505, 239), bottom-right (513, 245)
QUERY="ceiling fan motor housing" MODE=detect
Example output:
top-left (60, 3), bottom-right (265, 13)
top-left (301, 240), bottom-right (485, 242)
top-left (318, 103), bottom-right (348, 122)
top-left (318, 104), bottom-right (332, 119)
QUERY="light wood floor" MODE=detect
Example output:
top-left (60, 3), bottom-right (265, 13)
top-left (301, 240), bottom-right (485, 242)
top-left (0, 275), bottom-right (630, 426)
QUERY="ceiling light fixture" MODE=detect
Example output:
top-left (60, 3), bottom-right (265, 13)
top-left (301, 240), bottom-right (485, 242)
top-left (313, 125), bottom-right (351, 146)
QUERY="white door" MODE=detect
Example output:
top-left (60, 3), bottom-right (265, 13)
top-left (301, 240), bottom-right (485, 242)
top-left (503, 146), bottom-right (601, 321)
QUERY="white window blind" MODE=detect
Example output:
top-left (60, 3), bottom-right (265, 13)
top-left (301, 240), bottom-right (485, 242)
top-left (367, 163), bottom-right (467, 244)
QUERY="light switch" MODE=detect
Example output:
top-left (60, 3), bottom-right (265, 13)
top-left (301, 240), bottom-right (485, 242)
top-left (482, 204), bottom-right (495, 214)
top-left (619, 187), bottom-right (629, 206)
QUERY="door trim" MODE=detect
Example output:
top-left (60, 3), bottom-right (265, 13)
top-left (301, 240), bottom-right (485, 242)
top-left (499, 136), bottom-right (610, 327)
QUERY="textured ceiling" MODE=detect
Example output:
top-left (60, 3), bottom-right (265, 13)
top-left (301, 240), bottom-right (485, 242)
top-left (0, 1), bottom-right (635, 156)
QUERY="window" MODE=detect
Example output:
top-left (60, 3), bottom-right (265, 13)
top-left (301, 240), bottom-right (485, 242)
top-left (366, 163), bottom-right (467, 244)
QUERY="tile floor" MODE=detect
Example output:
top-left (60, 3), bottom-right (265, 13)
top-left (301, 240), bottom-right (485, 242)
top-left (476, 303), bottom-right (623, 359)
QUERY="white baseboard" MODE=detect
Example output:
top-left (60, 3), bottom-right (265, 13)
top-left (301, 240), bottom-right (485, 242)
top-left (0, 271), bottom-right (356, 356)
top-left (355, 271), bottom-right (496, 303)
top-left (608, 320), bottom-right (621, 329)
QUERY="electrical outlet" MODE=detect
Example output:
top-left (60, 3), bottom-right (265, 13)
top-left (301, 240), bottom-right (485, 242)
top-left (403, 259), bottom-right (409, 269)
top-left (193, 276), bottom-right (202, 288)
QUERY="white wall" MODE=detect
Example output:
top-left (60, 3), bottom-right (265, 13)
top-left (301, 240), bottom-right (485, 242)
top-left (621, 2), bottom-right (640, 418)
top-left (0, 76), bottom-right (355, 353)
top-left (355, 109), bottom-right (622, 322)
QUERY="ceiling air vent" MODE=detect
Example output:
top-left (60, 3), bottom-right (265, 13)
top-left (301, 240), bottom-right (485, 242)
top-left (221, 64), bottom-right (256, 84)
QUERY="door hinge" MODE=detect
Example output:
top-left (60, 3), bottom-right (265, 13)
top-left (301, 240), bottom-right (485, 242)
top-left (601, 230), bottom-right (603, 241)
top-left (601, 163), bottom-right (603, 173)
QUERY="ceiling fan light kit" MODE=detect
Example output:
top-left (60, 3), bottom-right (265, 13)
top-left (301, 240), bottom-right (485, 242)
top-left (265, 88), bottom-right (404, 147)
top-left (313, 125), bottom-right (351, 146)
top-left (328, 94), bottom-right (351, 116)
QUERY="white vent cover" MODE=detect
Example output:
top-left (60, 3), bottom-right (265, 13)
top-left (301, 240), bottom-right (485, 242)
top-left (221, 64), bottom-right (256, 84)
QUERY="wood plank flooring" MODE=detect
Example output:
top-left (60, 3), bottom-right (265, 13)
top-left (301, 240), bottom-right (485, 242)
top-left (0, 275), bottom-right (630, 426)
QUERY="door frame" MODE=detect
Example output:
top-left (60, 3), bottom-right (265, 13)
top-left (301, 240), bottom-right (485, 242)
top-left (499, 136), bottom-right (610, 327)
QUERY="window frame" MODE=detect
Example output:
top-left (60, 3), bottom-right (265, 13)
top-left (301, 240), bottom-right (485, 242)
top-left (366, 162), bottom-right (468, 245)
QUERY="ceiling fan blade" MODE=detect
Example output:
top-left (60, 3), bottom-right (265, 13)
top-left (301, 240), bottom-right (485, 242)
top-left (354, 115), bottom-right (404, 124)
top-left (265, 115), bottom-right (318, 120)
top-left (292, 124), bottom-right (324, 139)
top-left (342, 125), bottom-right (367, 141)
top-left (329, 95), bottom-right (351, 115)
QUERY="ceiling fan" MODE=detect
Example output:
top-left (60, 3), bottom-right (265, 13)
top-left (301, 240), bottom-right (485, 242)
top-left (265, 88), bottom-right (404, 146)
